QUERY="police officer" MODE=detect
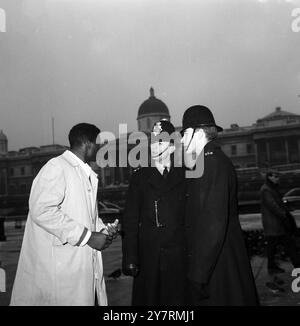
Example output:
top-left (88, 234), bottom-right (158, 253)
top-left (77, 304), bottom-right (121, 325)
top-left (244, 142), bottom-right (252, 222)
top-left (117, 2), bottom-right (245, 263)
top-left (122, 119), bottom-right (186, 306)
top-left (181, 105), bottom-right (259, 306)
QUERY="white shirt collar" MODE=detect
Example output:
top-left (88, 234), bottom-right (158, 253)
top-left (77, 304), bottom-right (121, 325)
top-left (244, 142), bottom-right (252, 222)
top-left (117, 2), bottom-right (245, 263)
top-left (67, 150), bottom-right (92, 179)
top-left (155, 160), bottom-right (171, 175)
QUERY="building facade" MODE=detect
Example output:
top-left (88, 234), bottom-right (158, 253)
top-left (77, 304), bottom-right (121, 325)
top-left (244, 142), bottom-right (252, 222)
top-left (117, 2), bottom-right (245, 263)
top-left (99, 96), bottom-right (300, 204)
top-left (1, 92), bottom-right (299, 208)
top-left (0, 142), bottom-right (67, 209)
top-left (219, 107), bottom-right (300, 170)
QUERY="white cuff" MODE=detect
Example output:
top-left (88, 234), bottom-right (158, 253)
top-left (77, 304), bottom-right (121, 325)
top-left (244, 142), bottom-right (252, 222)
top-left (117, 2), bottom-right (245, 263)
top-left (79, 230), bottom-right (92, 247)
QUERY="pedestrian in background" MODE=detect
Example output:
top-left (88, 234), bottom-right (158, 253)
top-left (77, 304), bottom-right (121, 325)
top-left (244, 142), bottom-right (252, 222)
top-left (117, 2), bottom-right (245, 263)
top-left (260, 171), bottom-right (300, 275)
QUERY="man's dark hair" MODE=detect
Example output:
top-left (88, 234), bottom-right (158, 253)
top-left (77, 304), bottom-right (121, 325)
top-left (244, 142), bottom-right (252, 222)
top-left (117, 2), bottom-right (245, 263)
top-left (68, 123), bottom-right (100, 149)
top-left (196, 126), bottom-right (218, 141)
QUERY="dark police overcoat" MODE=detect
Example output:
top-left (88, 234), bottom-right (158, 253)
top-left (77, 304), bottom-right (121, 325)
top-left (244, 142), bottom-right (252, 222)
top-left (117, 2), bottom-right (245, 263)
top-left (122, 166), bottom-right (187, 306)
top-left (185, 140), bottom-right (259, 306)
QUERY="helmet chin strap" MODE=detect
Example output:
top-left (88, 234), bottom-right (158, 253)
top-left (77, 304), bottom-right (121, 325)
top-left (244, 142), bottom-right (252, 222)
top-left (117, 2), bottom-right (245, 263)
top-left (152, 146), bottom-right (169, 159)
top-left (185, 128), bottom-right (196, 153)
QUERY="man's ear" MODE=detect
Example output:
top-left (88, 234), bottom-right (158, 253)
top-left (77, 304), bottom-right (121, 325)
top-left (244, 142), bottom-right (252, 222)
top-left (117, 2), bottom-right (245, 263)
top-left (198, 129), bottom-right (205, 139)
top-left (86, 140), bottom-right (93, 149)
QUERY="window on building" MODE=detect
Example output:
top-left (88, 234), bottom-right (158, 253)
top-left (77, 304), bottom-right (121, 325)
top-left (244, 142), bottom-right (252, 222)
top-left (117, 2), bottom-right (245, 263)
top-left (287, 137), bottom-right (300, 164)
top-left (231, 145), bottom-right (237, 156)
top-left (0, 170), bottom-right (6, 195)
top-left (8, 184), bottom-right (16, 195)
top-left (10, 168), bottom-right (14, 176)
top-left (20, 167), bottom-right (25, 175)
top-left (123, 167), bottom-right (130, 184)
top-left (105, 175), bottom-right (111, 186)
top-left (247, 144), bottom-right (253, 154)
top-left (20, 184), bottom-right (27, 193)
top-left (147, 118), bottom-right (151, 130)
top-left (269, 138), bottom-right (286, 165)
top-left (104, 168), bottom-right (112, 186)
top-left (256, 140), bottom-right (268, 166)
top-left (114, 167), bottom-right (120, 185)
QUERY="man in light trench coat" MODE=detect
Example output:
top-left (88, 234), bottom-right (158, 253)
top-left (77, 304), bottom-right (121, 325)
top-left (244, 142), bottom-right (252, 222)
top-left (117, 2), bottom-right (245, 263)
top-left (10, 123), bottom-right (118, 306)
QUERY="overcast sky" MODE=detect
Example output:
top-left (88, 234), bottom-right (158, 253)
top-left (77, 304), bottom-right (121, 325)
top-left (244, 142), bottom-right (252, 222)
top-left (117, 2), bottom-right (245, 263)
top-left (0, 0), bottom-right (300, 150)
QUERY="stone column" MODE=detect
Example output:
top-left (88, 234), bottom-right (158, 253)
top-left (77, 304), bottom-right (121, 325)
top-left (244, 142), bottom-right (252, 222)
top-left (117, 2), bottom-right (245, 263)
top-left (100, 168), bottom-right (105, 187)
top-left (4, 168), bottom-right (8, 195)
top-left (285, 139), bottom-right (290, 164)
top-left (0, 217), bottom-right (6, 242)
top-left (298, 138), bottom-right (300, 163)
top-left (111, 167), bottom-right (115, 185)
top-left (254, 142), bottom-right (258, 167)
top-left (266, 140), bottom-right (271, 166)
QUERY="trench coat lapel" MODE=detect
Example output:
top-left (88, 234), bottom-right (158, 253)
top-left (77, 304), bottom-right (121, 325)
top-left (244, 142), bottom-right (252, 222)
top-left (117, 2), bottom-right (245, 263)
top-left (90, 170), bottom-right (99, 221)
top-left (61, 151), bottom-right (96, 221)
top-left (77, 168), bottom-right (93, 219)
top-left (147, 167), bottom-right (162, 189)
top-left (162, 167), bottom-right (184, 194)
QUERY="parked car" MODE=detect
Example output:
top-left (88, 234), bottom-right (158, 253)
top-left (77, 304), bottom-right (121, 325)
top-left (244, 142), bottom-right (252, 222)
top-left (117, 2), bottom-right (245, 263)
top-left (103, 201), bottom-right (123, 211)
top-left (283, 188), bottom-right (300, 211)
top-left (98, 200), bottom-right (123, 224)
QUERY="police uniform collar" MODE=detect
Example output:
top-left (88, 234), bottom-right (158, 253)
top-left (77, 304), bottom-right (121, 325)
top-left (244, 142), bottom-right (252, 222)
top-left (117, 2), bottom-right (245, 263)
top-left (203, 140), bottom-right (220, 156)
top-left (147, 166), bottom-right (183, 193)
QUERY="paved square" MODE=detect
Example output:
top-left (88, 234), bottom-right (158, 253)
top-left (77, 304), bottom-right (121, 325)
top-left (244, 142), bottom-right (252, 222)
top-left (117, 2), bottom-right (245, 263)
top-left (1, 220), bottom-right (300, 306)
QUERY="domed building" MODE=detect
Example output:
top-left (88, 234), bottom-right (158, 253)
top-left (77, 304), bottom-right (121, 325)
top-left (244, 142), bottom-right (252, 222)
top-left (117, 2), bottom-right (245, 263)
top-left (137, 87), bottom-right (170, 132)
top-left (0, 130), bottom-right (8, 155)
top-left (256, 106), bottom-right (300, 127)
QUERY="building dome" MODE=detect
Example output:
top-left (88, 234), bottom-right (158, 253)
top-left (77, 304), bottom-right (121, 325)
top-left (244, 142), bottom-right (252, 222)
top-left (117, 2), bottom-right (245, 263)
top-left (257, 106), bottom-right (300, 123)
top-left (0, 130), bottom-right (7, 141)
top-left (137, 88), bottom-right (170, 132)
top-left (138, 87), bottom-right (170, 117)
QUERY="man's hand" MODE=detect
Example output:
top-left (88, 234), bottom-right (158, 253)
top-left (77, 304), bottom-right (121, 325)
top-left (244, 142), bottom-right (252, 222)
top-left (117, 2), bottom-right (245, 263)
top-left (93, 219), bottom-right (119, 251)
top-left (123, 263), bottom-right (139, 277)
top-left (105, 219), bottom-right (119, 240)
top-left (87, 232), bottom-right (108, 251)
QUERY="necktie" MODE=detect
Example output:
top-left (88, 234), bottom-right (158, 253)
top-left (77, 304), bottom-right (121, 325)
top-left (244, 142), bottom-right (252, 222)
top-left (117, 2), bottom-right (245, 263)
top-left (163, 167), bottom-right (168, 179)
